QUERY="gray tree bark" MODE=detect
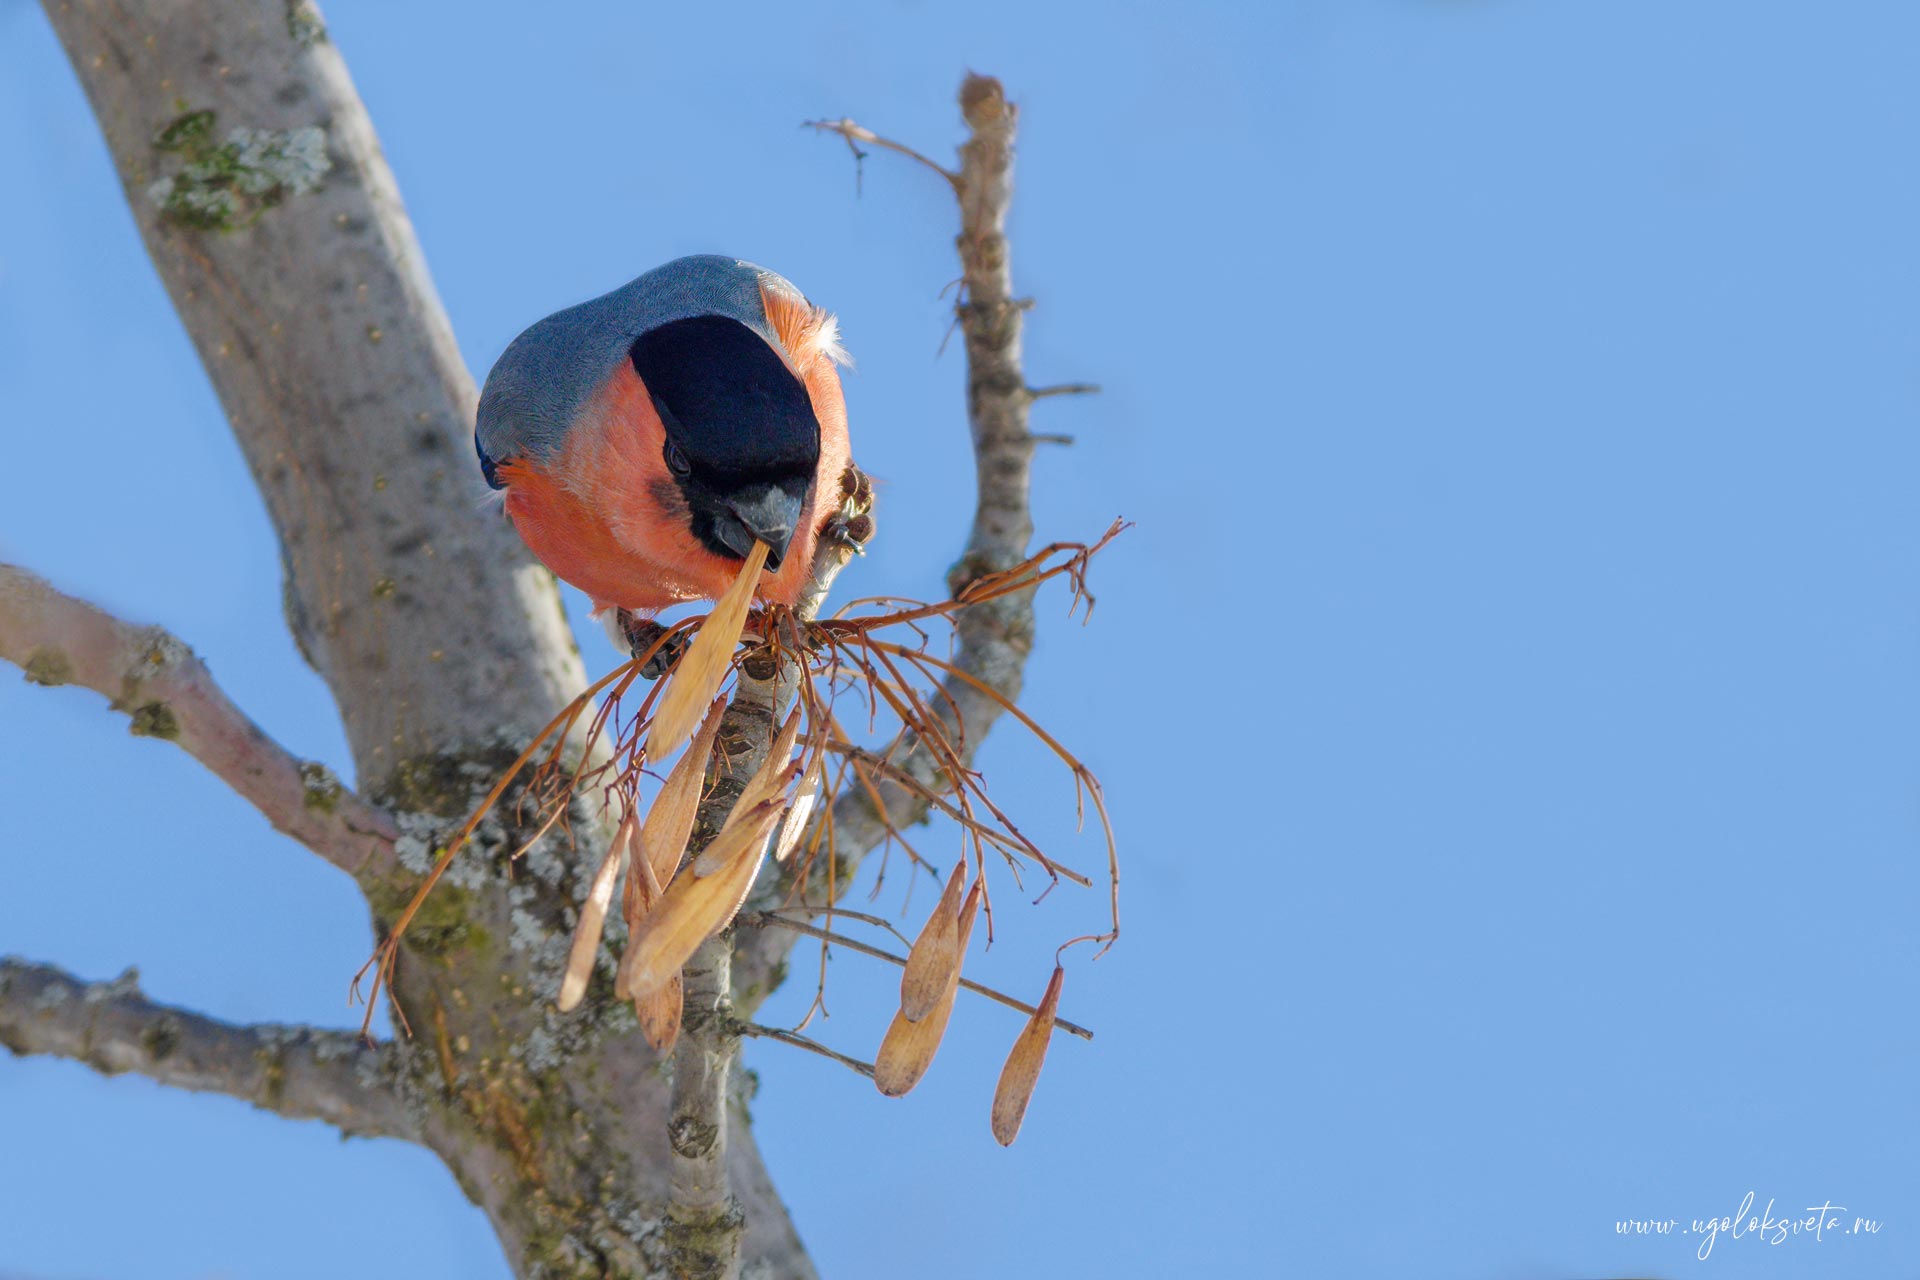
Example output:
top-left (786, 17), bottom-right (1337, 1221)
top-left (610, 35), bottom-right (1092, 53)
top-left (7, 4), bottom-right (1070, 1277)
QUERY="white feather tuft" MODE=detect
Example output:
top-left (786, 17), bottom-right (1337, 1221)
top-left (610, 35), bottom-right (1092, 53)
top-left (757, 270), bottom-right (853, 370)
top-left (811, 310), bottom-right (853, 368)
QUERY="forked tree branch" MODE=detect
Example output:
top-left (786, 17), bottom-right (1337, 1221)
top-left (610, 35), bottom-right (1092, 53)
top-left (737, 75), bottom-right (1068, 1011)
top-left (26, 3), bottom-right (1066, 1269)
top-left (31, 4), bottom-right (814, 1272)
top-left (0, 957), bottom-right (413, 1141)
top-left (39, 0), bottom-right (587, 775)
top-left (0, 564), bottom-right (399, 878)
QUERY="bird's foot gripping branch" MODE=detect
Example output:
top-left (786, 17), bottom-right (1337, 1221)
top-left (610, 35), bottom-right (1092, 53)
top-left (353, 517), bottom-right (1125, 1140)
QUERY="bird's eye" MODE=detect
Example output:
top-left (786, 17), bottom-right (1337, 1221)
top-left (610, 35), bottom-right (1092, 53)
top-left (665, 442), bottom-right (692, 478)
top-left (475, 435), bottom-right (506, 491)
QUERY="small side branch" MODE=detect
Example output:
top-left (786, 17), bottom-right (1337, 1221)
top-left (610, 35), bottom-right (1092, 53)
top-left (803, 118), bottom-right (960, 189)
top-left (1027, 382), bottom-right (1102, 401)
top-left (0, 565), bottom-right (398, 878)
top-left (733, 1019), bottom-right (875, 1079)
top-left (742, 73), bottom-right (1111, 1010)
top-left (0, 957), bottom-right (414, 1142)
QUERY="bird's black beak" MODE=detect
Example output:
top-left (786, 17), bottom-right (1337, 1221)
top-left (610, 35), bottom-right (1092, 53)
top-left (717, 483), bottom-right (805, 571)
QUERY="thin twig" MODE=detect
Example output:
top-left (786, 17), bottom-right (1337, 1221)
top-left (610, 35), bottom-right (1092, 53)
top-left (733, 1020), bottom-right (875, 1079)
top-left (744, 912), bottom-right (1094, 1041)
top-left (785, 903), bottom-right (912, 948)
top-left (804, 117), bottom-right (960, 188)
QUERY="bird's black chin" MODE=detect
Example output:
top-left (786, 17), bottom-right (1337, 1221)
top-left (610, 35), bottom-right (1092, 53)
top-left (706, 481), bottom-right (806, 571)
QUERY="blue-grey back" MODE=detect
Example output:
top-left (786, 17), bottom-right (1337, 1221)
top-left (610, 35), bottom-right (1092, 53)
top-left (476, 255), bottom-right (788, 462)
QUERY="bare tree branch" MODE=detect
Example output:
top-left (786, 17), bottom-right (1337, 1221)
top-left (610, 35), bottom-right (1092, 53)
top-left (29, 5), bottom-right (1064, 1270)
top-left (36, 5), bottom-right (817, 1273)
top-left (0, 564), bottom-right (398, 878)
top-left (737, 74), bottom-right (1064, 1013)
top-left (40, 0), bottom-right (586, 774)
top-left (0, 957), bottom-right (413, 1142)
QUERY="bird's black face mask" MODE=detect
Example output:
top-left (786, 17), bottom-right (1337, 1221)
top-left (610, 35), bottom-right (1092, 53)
top-left (632, 315), bottom-right (820, 570)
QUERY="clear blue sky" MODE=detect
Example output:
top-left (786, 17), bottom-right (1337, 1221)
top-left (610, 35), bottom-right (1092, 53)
top-left (4, 2), bottom-right (1919, 1277)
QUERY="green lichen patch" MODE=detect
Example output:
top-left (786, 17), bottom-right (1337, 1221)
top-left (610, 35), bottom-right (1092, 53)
top-left (367, 874), bottom-right (488, 959)
top-left (154, 108), bottom-right (216, 153)
top-left (378, 753), bottom-right (475, 819)
top-left (299, 760), bottom-right (343, 814)
top-left (148, 108), bottom-right (331, 231)
top-left (376, 748), bottom-right (522, 819)
top-left (21, 649), bottom-right (71, 687)
top-left (128, 701), bottom-right (181, 740)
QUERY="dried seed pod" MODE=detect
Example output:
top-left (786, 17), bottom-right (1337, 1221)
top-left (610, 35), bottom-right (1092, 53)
top-left (621, 816), bottom-right (684, 1047)
top-left (733, 707), bottom-right (804, 815)
top-left (557, 811), bottom-right (633, 1012)
top-left (772, 756), bottom-right (822, 864)
top-left (621, 796), bottom-right (786, 997)
top-left (615, 831), bottom-right (668, 1002)
top-left (645, 540), bottom-right (768, 758)
top-left (898, 861), bottom-right (968, 1022)
top-left (991, 966), bottom-right (1064, 1145)
top-left (693, 711), bottom-right (802, 875)
top-left (873, 881), bottom-right (982, 1097)
top-left (639, 693), bottom-right (728, 888)
top-left (712, 762), bottom-right (801, 906)
top-left (635, 971), bottom-right (683, 1052)
top-left (619, 831), bottom-right (643, 943)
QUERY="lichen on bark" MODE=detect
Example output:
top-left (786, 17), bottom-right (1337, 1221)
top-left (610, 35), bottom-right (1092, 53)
top-left (146, 107), bottom-right (331, 230)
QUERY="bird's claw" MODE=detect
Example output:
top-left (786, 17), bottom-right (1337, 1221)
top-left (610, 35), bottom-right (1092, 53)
top-left (614, 612), bottom-right (689, 679)
top-left (824, 463), bottom-right (875, 554)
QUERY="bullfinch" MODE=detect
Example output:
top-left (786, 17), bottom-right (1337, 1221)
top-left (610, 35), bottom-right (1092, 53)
top-left (474, 255), bottom-right (855, 623)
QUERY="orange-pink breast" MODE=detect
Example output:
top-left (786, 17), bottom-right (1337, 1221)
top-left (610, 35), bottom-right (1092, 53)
top-left (500, 353), bottom-right (851, 616)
